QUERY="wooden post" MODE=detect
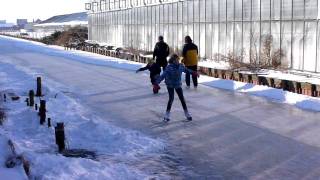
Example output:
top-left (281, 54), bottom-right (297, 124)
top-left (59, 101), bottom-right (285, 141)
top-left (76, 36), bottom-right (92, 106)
top-left (39, 100), bottom-right (46, 125)
top-left (36, 77), bottom-right (42, 97)
top-left (48, 118), bottom-right (51, 128)
top-left (270, 78), bottom-right (275, 88)
top-left (311, 84), bottom-right (317, 97)
top-left (248, 75), bottom-right (253, 83)
top-left (55, 122), bottom-right (65, 152)
top-left (296, 82), bottom-right (302, 94)
top-left (239, 73), bottom-right (244, 82)
top-left (28, 90), bottom-right (35, 107)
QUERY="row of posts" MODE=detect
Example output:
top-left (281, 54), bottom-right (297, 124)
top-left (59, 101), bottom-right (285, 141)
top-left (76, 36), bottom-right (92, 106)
top-left (23, 77), bottom-right (65, 152)
top-left (2, 76), bottom-right (66, 152)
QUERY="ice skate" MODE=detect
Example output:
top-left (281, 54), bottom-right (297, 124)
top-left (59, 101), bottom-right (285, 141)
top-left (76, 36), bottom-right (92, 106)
top-left (184, 110), bottom-right (192, 121)
top-left (153, 84), bottom-right (160, 94)
top-left (163, 111), bottom-right (170, 122)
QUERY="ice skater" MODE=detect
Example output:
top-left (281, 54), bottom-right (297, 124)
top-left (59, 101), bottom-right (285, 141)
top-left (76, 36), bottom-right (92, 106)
top-left (136, 59), bottom-right (161, 94)
top-left (156, 54), bottom-right (199, 122)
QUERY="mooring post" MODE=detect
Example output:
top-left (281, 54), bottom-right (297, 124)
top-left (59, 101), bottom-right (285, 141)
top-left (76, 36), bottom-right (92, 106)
top-left (48, 118), bottom-right (51, 128)
top-left (36, 77), bottom-right (42, 97)
top-left (39, 100), bottom-right (46, 125)
top-left (26, 98), bottom-right (29, 106)
top-left (35, 104), bottom-right (38, 111)
top-left (28, 90), bottom-right (35, 107)
top-left (55, 122), bottom-right (65, 152)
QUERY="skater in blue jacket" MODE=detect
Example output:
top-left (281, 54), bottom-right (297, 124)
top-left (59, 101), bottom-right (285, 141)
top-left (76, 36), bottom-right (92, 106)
top-left (156, 54), bottom-right (199, 121)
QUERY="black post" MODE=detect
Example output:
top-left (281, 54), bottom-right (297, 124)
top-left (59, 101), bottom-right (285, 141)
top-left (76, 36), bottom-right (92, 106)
top-left (29, 90), bottom-right (35, 107)
top-left (35, 104), bottom-right (38, 111)
top-left (48, 118), bottom-right (51, 128)
top-left (311, 84), bottom-right (317, 97)
top-left (36, 77), bottom-right (42, 97)
top-left (3, 94), bottom-right (6, 102)
top-left (39, 100), bottom-right (46, 125)
top-left (55, 122), bottom-right (65, 152)
top-left (26, 98), bottom-right (29, 106)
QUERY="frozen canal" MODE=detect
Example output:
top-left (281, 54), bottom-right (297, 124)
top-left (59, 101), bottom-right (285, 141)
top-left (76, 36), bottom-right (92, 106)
top-left (1, 36), bottom-right (320, 179)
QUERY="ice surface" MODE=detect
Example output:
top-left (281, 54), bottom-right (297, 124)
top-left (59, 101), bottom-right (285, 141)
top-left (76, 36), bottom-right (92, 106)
top-left (0, 42), bottom-right (186, 179)
top-left (1, 35), bottom-right (320, 179)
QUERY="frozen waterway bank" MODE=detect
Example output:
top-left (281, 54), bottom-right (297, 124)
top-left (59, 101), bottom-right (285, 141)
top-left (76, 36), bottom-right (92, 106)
top-left (1, 35), bottom-right (320, 179)
top-left (0, 62), bottom-right (195, 179)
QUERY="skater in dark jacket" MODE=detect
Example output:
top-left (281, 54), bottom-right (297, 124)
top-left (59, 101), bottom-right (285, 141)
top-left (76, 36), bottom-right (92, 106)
top-left (136, 60), bottom-right (161, 94)
top-left (153, 36), bottom-right (170, 71)
top-left (182, 36), bottom-right (199, 88)
top-left (156, 54), bottom-right (199, 121)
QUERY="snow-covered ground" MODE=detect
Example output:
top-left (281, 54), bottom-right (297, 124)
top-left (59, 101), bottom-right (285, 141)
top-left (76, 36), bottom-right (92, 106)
top-left (0, 37), bottom-right (190, 179)
top-left (1, 35), bottom-right (320, 179)
top-left (1, 31), bottom-right (53, 39)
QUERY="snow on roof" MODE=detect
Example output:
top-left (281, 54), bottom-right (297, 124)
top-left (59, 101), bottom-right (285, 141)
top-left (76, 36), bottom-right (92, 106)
top-left (35, 12), bottom-right (87, 27)
top-left (0, 23), bottom-right (14, 28)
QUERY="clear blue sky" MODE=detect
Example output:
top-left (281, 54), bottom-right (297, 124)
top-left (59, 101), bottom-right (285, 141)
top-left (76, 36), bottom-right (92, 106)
top-left (0, 0), bottom-right (88, 23)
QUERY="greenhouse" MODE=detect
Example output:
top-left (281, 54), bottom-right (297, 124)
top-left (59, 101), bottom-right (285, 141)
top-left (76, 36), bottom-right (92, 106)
top-left (86, 0), bottom-right (320, 73)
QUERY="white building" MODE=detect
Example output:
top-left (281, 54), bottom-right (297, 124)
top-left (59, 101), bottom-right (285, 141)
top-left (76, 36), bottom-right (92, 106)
top-left (87, 0), bottom-right (320, 73)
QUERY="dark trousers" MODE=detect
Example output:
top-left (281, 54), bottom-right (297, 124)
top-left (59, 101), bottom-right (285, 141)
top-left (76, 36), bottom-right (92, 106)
top-left (150, 74), bottom-right (159, 85)
top-left (166, 87), bottom-right (188, 112)
top-left (185, 65), bottom-right (198, 87)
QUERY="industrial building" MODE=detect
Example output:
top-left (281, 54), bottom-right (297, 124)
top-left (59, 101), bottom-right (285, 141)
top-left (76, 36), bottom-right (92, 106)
top-left (87, 0), bottom-right (320, 73)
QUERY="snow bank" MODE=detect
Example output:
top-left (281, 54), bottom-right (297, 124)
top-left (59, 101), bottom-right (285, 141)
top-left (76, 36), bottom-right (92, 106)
top-left (0, 60), bottom-right (180, 179)
top-left (199, 76), bottom-right (320, 112)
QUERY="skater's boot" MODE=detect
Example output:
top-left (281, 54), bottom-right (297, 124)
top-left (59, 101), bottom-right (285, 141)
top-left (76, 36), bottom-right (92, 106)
top-left (163, 111), bottom-right (170, 122)
top-left (153, 84), bottom-right (160, 94)
top-left (184, 110), bottom-right (192, 121)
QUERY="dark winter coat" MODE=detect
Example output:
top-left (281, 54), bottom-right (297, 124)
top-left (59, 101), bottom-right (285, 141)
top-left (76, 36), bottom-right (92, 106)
top-left (153, 41), bottom-right (170, 66)
top-left (157, 63), bottom-right (193, 88)
top-left (137, 63), bottom-right (161, 84)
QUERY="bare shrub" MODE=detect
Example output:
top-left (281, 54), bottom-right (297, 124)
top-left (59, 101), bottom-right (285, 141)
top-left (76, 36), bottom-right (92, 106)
top-left (41, 26), bottom-right (88, 46)
top-left (213, 34), bottom-right (287, 72)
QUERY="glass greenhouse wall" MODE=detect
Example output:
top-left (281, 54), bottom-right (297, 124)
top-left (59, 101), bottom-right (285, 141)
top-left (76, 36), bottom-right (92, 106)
top-left (87, 0), bottom-right (320, 73)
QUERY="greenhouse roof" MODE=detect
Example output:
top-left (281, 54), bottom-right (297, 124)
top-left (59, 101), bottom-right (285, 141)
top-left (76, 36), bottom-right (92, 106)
top-left (36, 12), bottom-right (88, 27)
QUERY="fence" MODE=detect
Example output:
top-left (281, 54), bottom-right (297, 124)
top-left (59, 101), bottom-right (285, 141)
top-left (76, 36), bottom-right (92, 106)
top-left (90, 0), bottom-right (319, 73)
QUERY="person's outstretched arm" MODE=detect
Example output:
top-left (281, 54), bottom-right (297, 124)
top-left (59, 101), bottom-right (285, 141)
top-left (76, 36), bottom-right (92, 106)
top-left (156, 69), bottom-right (167, 84)
top-left (181, 64), bottom-right (199, 77)
top-left (136, 64), bottom-right (149, 73)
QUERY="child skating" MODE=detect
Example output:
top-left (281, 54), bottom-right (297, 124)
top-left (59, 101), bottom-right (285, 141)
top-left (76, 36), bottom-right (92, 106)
top-left (136, 60), bottom-right (161, 94)
top-left (156, 54), bottom-right (198, 122)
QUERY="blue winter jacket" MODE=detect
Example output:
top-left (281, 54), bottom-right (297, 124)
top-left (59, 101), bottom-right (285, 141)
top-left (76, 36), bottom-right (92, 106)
top-left (157, 63), bottom-right (193, 88)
